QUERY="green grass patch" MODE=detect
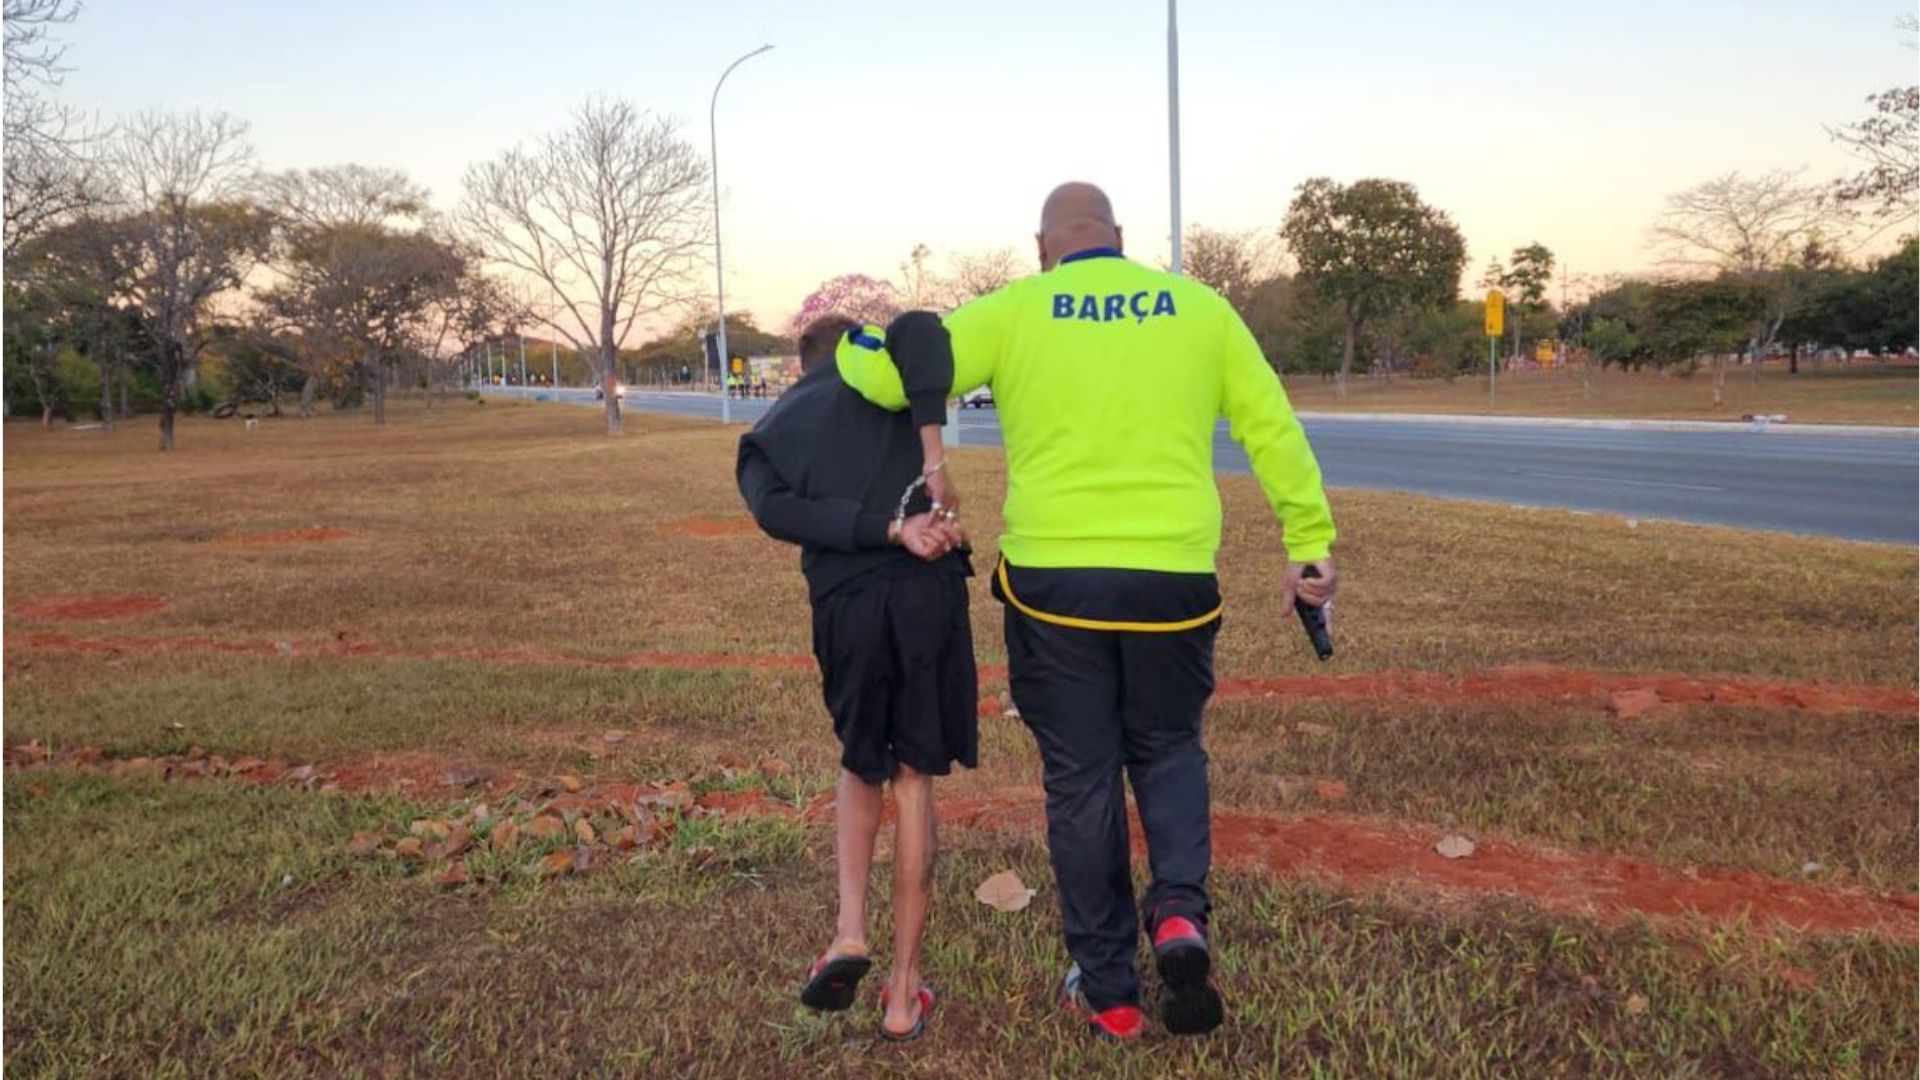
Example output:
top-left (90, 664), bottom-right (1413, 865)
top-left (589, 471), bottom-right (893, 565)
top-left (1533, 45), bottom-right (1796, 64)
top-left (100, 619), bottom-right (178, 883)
top-left (5, 774), bottom-right (1912, 1078)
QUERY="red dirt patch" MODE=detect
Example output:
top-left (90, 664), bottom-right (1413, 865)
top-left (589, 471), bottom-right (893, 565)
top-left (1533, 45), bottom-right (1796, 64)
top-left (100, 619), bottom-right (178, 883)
top-left (8, 594), bottom-right (166, 621)
top-left (936, 791), bottom-right (1918, 941)
top-left (14, 741), bottom-right (1912, 939)
top-left (6, 631), bottom-right (814, 674)
top-left (664, 517), bottom-right (760, 539)
top-left (212, 526), bottom-right (355, 548)
top-left (7, 742), bottom-right (752, 823)
top-left (694, 789), bottom-right (787, 817)
top-left (1312, 779), bottom-right (1351, 804)
top-left (1215, 663), bottom-right (1917, 718)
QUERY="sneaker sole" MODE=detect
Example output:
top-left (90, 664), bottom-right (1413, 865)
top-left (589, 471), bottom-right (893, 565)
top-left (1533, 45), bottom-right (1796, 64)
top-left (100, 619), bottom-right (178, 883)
top-left (1155, 940), bottom-right (1223, 1035)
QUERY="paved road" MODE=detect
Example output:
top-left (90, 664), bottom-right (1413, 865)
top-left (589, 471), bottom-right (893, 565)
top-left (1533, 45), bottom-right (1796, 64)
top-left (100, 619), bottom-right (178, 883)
top-left (502, 388), bottom-right (1918, 544)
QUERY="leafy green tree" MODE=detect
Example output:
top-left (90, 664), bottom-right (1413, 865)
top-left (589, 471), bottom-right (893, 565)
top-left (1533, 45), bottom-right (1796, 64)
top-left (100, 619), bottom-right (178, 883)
top-left (10, 210), bottom-right (150, 428)
top-left (1873, 236), bottom-right (1918, 350)
top-left (1282, 177), bottom-right (1467, 395)
top-left (1395, 300), bottom-right (1487, 378)
top-left (630, 310), bottom-right (787, 385)
top-left (1775, 239), bottom-right (1915, 364)
top-left (1498, 242), bottom-right (1556, 362)
top-left (1582, 317), bottom-right (1640, 371)
top-left (1647, 276), bottom-right (1765, 407)
top-left (1503, 243), bottom-right (1556, 306)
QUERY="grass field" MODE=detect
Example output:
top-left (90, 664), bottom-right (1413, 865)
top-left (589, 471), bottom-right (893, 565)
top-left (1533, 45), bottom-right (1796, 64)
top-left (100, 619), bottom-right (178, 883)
top-left (1285, 362), bottom-right (1918, 426)
top-left (5, 399), bottom-right (1916, 1078)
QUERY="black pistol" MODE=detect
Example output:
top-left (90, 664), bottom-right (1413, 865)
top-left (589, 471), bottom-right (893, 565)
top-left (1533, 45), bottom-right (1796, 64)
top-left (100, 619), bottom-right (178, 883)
top-left (1295, 565), bottom-right (1333, 661)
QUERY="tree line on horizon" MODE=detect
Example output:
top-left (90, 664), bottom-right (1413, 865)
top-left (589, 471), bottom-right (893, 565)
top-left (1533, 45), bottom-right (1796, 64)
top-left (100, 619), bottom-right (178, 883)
top-left (4, 2), bottom-right (1913, 444)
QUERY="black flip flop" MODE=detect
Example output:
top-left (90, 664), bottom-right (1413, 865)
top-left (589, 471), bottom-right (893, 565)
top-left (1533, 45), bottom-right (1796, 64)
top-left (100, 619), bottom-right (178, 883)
top-left (878, 983), bottom-right (937, 1042)
top-left (800, 951), bottom-right (873, 1012)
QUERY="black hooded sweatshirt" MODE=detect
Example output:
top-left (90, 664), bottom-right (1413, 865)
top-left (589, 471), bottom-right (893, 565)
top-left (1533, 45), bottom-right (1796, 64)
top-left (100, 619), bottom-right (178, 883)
top-left (735, 325), bottom-right (967, 601)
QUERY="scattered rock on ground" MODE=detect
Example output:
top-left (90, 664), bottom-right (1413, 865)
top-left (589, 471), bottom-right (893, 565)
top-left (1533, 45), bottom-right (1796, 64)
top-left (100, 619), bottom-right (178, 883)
top-left (975, 870), bottom-right (1036, 913)
top-left (1607, 688), bottom-right (1663, 721)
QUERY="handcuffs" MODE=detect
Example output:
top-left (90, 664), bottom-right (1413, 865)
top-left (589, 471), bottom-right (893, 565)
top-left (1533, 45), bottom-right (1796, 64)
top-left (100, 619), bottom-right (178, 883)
top-left (892, 459), bottom-right (958, 547)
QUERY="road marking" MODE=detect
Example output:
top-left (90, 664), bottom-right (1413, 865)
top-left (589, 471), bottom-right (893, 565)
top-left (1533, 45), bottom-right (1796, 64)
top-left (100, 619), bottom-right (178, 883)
top-left (1518, 470), bottom-right (1724, 493)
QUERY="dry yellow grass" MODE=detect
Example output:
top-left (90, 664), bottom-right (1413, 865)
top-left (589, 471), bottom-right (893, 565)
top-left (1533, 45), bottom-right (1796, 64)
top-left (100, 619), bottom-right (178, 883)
top-left (1285, 362), bottom-right (1918, 426)
top-left (6, 398), bottom-right (1912, 684)
top-left (6, 400), bottom-right (1916, 1078)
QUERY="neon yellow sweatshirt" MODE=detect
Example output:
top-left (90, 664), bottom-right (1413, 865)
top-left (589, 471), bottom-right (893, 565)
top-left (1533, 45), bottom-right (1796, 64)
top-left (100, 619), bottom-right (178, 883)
top-left (838, 248), bottom-right (1335, 571)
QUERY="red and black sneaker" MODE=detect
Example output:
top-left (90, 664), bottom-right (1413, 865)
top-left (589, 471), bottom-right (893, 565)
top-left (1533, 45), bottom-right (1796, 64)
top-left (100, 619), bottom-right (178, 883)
top-left (1152, 916), bottom-right (1224, 1035)
top-left (1060, 964), bottom-right (1148, 1041)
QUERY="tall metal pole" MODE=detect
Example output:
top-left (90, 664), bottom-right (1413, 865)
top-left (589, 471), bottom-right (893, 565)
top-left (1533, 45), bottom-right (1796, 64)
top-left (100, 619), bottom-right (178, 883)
top-left (711, 43), bottom-right (774, 426)
top-left (518, 333), bottom-right (527, 386)
top-left (1167, 0), bottom-right (1183, 276)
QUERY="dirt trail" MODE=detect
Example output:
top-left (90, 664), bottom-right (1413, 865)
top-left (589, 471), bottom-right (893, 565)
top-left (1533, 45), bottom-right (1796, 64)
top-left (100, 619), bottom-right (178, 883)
top-left (1214, 664), bottom-right (1919, 718)
top-left (6, 630), bottom-right (816, 674)
top-left (7, 595), bottom-right (166, 620)
top-left (934, 791), bottom-right (1918, 941)
top-left (11, 630), bottom-right (1911, 719)
top-left (9, 742), bottom-right (1912, 941)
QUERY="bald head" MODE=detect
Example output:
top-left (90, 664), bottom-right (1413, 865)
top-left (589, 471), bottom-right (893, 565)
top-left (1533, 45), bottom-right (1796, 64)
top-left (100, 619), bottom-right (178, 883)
top-left (1037, 182), bottom-right (1122, 270)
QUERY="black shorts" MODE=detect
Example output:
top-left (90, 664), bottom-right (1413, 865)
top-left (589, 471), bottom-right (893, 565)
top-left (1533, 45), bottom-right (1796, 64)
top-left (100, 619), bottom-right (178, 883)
top-left (811, 570), bottom-right (978, 785)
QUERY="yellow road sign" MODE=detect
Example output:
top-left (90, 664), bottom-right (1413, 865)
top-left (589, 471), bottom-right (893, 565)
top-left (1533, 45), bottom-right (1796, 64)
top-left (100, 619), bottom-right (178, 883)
top-left (730, 357), bottom-right (744, 375)
top-left (1484, 290), bottom-right (1505, 338)
top-left (1535, 339), bottom-right (1556, 364)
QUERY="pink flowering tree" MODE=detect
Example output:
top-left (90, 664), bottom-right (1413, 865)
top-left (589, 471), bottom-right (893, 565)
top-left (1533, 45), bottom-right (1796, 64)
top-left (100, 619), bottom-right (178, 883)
top-left (789, 273), bottom-right (901, 338)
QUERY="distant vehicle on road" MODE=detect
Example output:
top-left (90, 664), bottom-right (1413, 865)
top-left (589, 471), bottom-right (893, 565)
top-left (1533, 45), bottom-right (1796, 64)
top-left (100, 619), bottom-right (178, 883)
top-left (961, 387), bottom-right (994, 409)
top-left (594, 383), bottom-right (628, 401)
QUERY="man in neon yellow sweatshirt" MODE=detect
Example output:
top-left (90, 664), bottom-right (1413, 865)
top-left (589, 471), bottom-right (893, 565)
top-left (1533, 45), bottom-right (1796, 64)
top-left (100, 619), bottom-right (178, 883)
top-left (838, 182), bottom-right (1337, 1040)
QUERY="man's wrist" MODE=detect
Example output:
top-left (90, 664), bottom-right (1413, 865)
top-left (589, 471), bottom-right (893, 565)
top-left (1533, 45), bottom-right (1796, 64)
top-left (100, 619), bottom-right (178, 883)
top-left (854, 511), bottom-right (896, 549)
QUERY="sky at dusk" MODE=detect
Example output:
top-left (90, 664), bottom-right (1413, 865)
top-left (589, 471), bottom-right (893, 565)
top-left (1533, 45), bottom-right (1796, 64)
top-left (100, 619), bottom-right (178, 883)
top-left (44, 0), bottom-right (1917, 340)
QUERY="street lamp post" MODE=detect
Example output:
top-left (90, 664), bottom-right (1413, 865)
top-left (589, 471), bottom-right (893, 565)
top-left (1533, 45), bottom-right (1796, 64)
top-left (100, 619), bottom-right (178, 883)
top-left (711, 43), bottom-right (774, 425)
top-left (1167, 0), bottom-right (1183, 276)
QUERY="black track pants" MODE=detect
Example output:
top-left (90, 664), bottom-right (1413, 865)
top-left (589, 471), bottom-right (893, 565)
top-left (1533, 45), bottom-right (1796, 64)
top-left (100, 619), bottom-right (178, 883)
top-left (1003, 606), bottom-right (1218, 1011)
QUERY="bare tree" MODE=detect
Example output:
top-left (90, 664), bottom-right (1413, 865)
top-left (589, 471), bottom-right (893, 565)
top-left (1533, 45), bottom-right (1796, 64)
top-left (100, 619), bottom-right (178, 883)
top-left (106, 110), bottom-right (270, 450)
top-left (425, 265), bottom-right (521, 401)
top-left (1649, 169), bottom-right (1847, 393)
top-left (1650, 170), bottom-right (1841, 275)
top-left (3, 0), bottom-right (101, 256)
top-left (3, 0), bottom-right (76, 90)
top-left (899, 242), bottom-right (943, 309)
top-left (1181, 225), bottom-right (1284, 309)
top-left (459, 98), bottom-right (710, 435)
top-left (260, 165), bottom-right (436, 416)
top-left (1829, 64), bottom-right (1917, 226)
top-left (945, 247), bottom-right (1022, 304)
top-left (895, 244), bottom-right (1023, 311)
top-left (261, 164), bottom-right (428, 232)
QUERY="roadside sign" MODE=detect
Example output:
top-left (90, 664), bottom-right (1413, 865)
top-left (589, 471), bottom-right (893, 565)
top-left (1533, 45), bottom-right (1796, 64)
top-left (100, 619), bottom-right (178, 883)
top-left (1484, 290), bottom-right (1505, 338)
top-left (1535, 339), bottom-right (1556, 365)
top-left (730, 357), bottom-right (744, 375)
